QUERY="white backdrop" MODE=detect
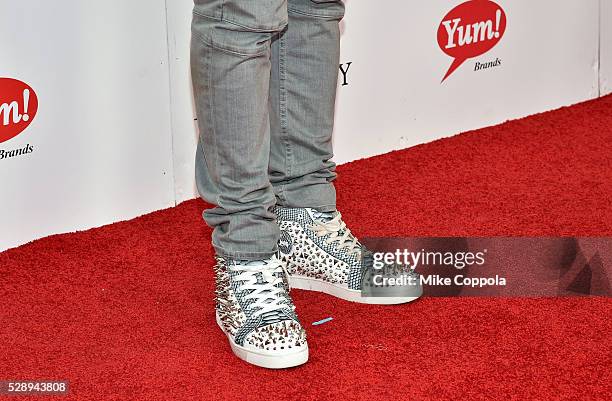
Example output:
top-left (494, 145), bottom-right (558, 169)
top-left (0, 0), bottom-right (175, 251)
top-left (330, 0), bottom-right (600, 166)
top-left (0, 0), bottom-right (609, 251)
top-left (602, 0), bottom-right (612, 95)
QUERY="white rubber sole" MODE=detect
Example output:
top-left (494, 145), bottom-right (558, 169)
top-left (289, 275), bottom-right (422, 305)
top-left (215, 314), bottom-right (308, 369)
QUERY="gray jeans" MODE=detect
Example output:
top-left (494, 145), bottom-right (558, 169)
top-left (191, 0), bottom-right (345, 260)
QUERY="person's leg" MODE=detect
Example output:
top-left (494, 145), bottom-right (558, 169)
top-left (191, 0), bottom-right (288, 260)
top-left (191, 0), bottom-right (308, 369)
top-left (269, 1), bottom-right (423, 304)
top-left (269, 0), bottom-right (345, 212)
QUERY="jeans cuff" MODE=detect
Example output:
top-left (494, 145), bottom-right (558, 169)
top-left (275, 202), bottom-right (337, 213)
top-left (311, 203), bottom-right (337, 213)
top-left (213, 243), bottom-right (278, 261)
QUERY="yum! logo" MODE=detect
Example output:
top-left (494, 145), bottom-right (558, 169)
top-left (0, 78), bottom-right (38, 143)
top-left (438, 0), bottom-right (507, 82)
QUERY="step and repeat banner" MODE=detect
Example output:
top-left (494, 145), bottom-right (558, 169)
top-left (0, 0), bottom-right (176, 251)
top-left (0, 0), bottom-right (609, 251)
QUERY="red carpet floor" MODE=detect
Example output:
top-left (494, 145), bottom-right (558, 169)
top-left (1, 95), bottom-right (611, 400)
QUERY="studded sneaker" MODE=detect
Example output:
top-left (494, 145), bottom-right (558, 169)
top-left (214, 255), bottom-right (308, 369)
top-left (274, 206), bottom-right (422, 304)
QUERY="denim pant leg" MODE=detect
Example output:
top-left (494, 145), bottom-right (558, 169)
top-left (191, 0), bottom-right (288, 260)
top-left (269, 0), bottom-right (345, 213)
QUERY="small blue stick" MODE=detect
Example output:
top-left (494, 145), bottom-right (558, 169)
top-left (312, 317), bottom-right (333, 326)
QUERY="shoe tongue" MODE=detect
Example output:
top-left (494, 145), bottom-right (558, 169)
top-left (234, 259), bottom-right (280, 285)
top-left (308, 208), bottom-right (336, 223)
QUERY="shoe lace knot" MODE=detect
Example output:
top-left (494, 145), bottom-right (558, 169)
top-left (228, 257), bottom-right (293, 318)
top-left (311, 212), bottom-right (360, 257)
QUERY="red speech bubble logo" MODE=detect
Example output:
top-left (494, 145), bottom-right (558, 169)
top-left (438, 0), bottom-right (507, 82)
top-left (0, 78), bottom-right (38, 143)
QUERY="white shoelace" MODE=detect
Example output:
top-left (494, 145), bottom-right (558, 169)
top-left (228, 257), bottom-right (292, 318)
top-left (310, 212), bottom-right (360, 257)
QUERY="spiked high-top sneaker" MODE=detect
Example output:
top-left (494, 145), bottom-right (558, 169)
top-left (274, 206), bottom-right (422, 304)
top-left (214, 255), bottom-right (308, 369)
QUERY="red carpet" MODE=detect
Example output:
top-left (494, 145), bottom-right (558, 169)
top-left (1, 96), bottom-right (611, 400)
